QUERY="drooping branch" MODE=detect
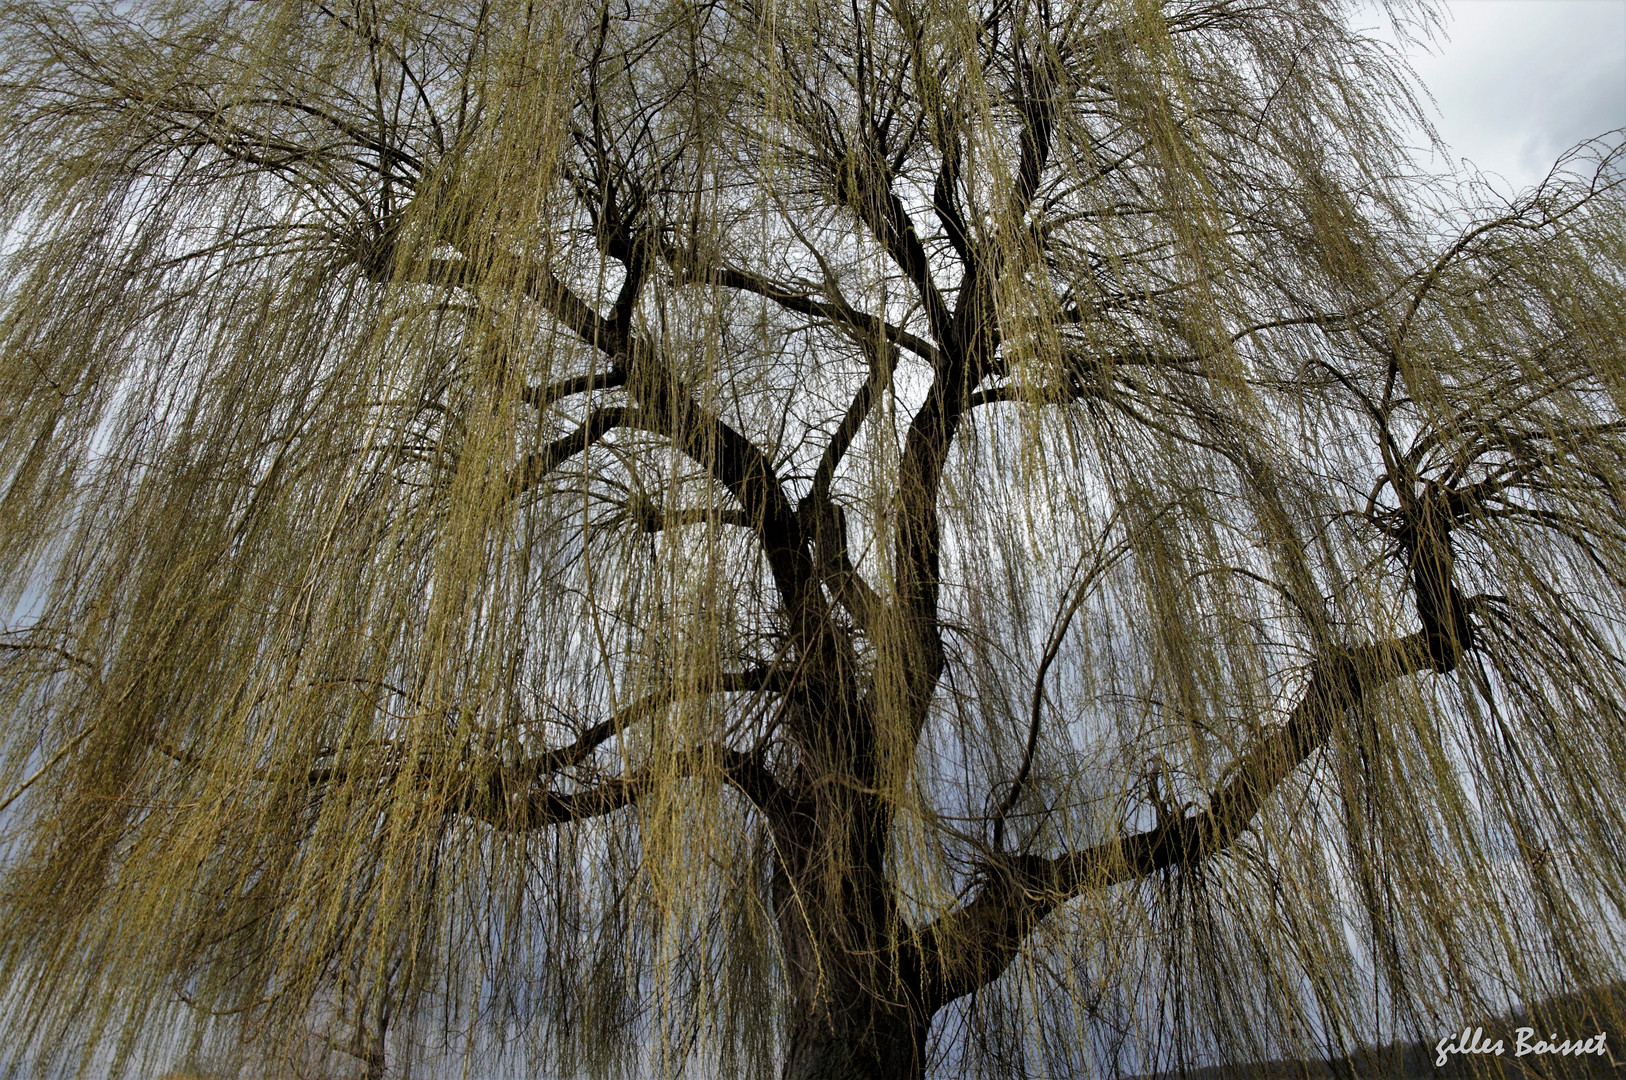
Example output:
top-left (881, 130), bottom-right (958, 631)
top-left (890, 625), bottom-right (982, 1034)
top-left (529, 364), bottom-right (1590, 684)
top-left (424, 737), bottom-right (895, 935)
top-left (989, 519), bottom-right (1128, 851)
top-left (0, 723), bottom-right (98, 815)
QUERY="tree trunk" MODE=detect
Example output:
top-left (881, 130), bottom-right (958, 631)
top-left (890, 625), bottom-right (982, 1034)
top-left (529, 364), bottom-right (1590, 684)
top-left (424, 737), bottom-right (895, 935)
top-left (773, 850), bottom-right (932, 1080)
top-left (771, 815), bottom-right (931, 1080)
top-left (781, 978), bottom-right (928, 1080)
top-left (769, 666), bottom-right (933, 1079)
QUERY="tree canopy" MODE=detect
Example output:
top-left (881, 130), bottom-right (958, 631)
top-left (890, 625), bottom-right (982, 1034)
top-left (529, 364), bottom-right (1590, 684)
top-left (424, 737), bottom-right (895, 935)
top-left (1, 1), bottom-right (1624, 1077)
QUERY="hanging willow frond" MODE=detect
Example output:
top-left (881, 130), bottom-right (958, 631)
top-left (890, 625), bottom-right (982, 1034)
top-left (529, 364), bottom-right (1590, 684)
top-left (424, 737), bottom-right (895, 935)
top-left (0, 1), bottom-right (1624, 1077)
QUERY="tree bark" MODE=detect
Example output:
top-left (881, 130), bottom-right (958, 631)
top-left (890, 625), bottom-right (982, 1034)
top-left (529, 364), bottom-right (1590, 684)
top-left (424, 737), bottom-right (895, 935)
top-left (773, 842), bottom-right (934, 1080)
top-left (770, 724), bottom-right (931, 1080)
top-left (780, 981), bottom-right (928, 1080)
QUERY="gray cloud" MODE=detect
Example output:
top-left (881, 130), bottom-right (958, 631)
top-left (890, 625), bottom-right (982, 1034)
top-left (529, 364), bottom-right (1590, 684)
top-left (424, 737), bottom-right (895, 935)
top-left (1408, 0), bottom-right (1626, 190)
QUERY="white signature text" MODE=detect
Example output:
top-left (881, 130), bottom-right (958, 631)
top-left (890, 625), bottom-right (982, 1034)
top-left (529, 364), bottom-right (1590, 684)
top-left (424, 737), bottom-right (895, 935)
top-left (1435, 1026), bottom-right (1609, 1068)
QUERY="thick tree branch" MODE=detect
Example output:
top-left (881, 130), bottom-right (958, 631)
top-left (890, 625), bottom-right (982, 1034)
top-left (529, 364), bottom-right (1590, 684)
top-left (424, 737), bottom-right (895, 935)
top-left (627, 504), bottom-right (753, 534)
top-left (436, 242), bottom-right (816, 617)
top-left (932, 127), bottom-right (971, 265)
top-left (880, 372), bottom-right (967, 722)
top-left (1009, 58), bottom-right (1057, 222)
top-left (163, 672), bottom-right (797, 830)
top-left (810, 340), bottom-right (896, 506)
top-left (509, 406), bottom-right (627, 500)
top-left (798, 497), bottom-right (882, 634)
top-left (522, 366), bottom-right (629, 409)
top-left (505, 373), bottom-right (815, 618)
top-left (836, 153), bottom-right (954, 344)
top-left (460, 743), bottom-right (790, 830)
top-left (917, 627), bottom-right (1441, 1012)
top-left (522, 666), bottom-right (790, 778)
top-left (863, 53), bottom-right (1063, 682)
top-left (1397, 482), bottom-right (1476, 671)
top-left (621, 365), bottom-right (816, 615)
top-left (418, 255), bottom-right (621, 352)
top-left (675, 258), bottom-right (939, 365)
top-left (827, 546), bottom-right (883, 633)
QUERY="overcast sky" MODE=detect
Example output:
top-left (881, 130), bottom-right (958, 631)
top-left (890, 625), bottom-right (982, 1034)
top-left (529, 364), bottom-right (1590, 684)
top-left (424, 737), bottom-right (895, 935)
top-left (1368, 0), bottom-right (1626, 194)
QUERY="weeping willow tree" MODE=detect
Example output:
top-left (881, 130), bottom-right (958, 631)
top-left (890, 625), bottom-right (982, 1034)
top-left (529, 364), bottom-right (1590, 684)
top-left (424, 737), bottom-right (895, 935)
top-left (2, 0), bottom-right (1625, 1077)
